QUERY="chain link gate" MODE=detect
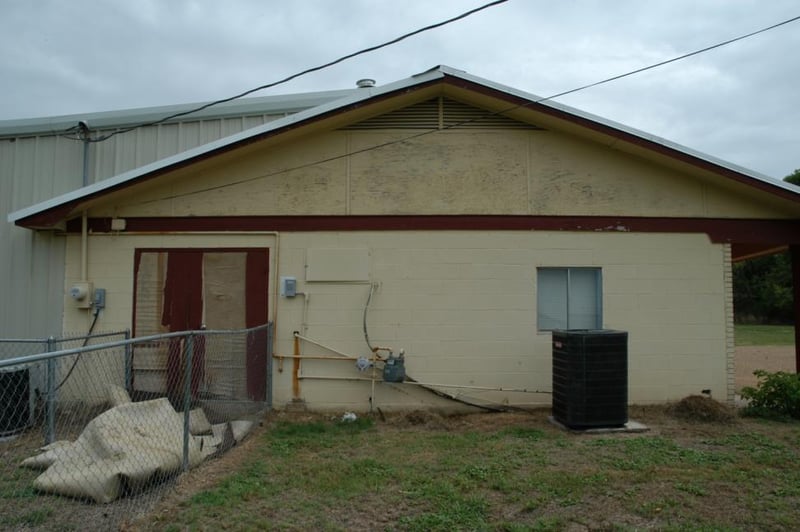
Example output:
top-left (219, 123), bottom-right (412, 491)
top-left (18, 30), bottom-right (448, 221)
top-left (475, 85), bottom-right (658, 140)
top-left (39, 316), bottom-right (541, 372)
top-left (0, 323), bottom-right (272, 529)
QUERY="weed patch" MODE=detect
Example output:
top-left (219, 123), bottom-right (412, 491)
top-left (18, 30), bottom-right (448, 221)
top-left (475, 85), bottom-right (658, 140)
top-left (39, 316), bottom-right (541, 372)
top-left (741, 370), bottom-right (800, 420)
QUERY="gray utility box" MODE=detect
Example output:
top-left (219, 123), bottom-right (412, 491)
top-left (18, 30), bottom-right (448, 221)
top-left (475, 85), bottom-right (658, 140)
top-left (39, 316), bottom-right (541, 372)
top-left (552, 329), bottom-right (628, 429)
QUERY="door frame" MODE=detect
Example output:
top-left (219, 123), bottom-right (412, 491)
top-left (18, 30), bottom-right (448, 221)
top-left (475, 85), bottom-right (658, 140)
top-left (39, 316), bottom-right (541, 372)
top-left (132, 247), bottom-right (270, 401)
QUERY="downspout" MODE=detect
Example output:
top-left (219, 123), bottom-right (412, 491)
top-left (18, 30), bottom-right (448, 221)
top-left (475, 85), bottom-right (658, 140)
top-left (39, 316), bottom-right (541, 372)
top-left (81, 211), bottom-right (88, 282)
top-left (79, 121), bottom-right (90, 285)
top-left (80, 121), bottom-right (90, 188)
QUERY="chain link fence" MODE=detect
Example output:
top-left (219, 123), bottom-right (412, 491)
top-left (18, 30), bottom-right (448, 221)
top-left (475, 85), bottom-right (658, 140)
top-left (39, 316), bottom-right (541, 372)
top-left (0, 324), bottom-right (272, 529)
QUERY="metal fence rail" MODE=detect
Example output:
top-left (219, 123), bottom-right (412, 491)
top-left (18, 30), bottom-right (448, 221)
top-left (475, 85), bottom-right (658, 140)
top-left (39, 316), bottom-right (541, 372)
top-left (0, 323), bottom-right (272, 528)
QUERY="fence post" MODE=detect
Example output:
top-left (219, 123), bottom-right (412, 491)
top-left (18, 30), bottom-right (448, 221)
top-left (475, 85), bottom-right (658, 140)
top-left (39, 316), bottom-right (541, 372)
top-left (266, 322), bottom-right (273, 411)
top-left (182, 332), bottom-right (194, 472)
top-left (45, 336), bottom-right (56, 445)
top-left (124, 329), bottom-right (132, 393)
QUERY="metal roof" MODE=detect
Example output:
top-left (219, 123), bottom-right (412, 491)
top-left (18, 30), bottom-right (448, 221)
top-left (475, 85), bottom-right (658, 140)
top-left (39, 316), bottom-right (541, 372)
top-left (0, 88), bottom-right (357, 138)
top-left (8, 65), bottom-right (799, 226)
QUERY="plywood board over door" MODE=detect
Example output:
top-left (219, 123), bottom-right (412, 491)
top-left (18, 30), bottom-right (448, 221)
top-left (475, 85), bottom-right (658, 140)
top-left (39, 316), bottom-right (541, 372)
top-left (132, 248), bottom-right (269, 404)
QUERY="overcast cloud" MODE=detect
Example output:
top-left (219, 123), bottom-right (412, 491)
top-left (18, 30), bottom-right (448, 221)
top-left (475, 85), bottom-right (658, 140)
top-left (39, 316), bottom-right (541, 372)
top-left (1, 0), bottom-right (798, 179)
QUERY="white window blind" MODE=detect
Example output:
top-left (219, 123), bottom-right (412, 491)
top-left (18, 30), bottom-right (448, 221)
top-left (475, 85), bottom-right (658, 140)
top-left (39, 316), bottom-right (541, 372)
top-left (537, 267), bottom-right (602, 330)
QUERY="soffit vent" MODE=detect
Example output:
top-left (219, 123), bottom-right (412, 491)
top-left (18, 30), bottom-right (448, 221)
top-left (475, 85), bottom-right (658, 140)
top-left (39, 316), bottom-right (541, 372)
top-left (343, 97), bottom-right (542, 130)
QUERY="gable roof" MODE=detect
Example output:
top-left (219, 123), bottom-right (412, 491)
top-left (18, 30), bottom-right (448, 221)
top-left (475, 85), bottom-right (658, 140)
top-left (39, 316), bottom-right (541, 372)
top-left (8, 65), bottom-right (800, 229)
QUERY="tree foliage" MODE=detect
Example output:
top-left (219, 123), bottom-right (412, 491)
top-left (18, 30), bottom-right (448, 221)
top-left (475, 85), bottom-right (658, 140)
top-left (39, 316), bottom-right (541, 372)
top-left (733, 251), bottom-right (793, 323)
top-left (785, 168), bottom-right (800, 186)
top-left (732, 169), bottom-right (797, 324)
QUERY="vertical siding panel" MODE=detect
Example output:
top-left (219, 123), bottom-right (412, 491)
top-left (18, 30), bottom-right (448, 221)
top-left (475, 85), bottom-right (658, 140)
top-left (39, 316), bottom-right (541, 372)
top-left (136, 125), bottom-right (159, 168)
top-left (157, 123), bottom-right (180, 159)
top-left (243, 115), bottom-right (264, 129)
top-left (8, 229), bottom-right (33, 335)
top-left (0, 140), bottom-right (14, 333)
top-left (0, 135), bottom-right (77, 337)
top-left (115, 129), bottom-right (137, 175)
top-left (12, 137), bottom-right (36, 208)
top-left (54, 135), bottom-right (83, 193)
top-left (91, 132), bottom-right (107, 183)
top-left (94, 131), bottom-right (118, 182)
top-left (179, 122), bottom-right (200, 151)
top-left (199, 119), bottom-right (221, 145)
top-left (222, 117), bottom-right (244, 137)
top-left (28, 232), bottom-right (65, 337)
top-left (33, 136), bottom-right (57, 201)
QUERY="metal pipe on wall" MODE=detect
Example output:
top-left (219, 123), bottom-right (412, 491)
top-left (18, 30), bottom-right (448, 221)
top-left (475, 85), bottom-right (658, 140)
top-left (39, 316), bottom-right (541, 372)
top-left (296, 373), bottom-right (550, 395)
top-left (81, 126), bottom-right (90, 187)
top-left (293, 332), bottom-right (355, 358)
top-left (274, 354), bottom-right (359, 361)
top-left (80, 211), bottom-right (88, 282)
top-left (79, 121), bottom-right (90, 283)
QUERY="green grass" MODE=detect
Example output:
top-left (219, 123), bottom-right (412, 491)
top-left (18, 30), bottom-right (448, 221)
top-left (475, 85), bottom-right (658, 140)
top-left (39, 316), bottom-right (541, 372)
top-left (140, 411), bottom-right (800, 531)
top-left (735, 324), bottom-right (795, 346)
top-left (0, 507), bottom-right (53, 528)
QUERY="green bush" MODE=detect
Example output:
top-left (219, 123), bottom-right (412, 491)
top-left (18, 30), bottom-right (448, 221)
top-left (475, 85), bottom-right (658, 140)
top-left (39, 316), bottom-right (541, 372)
top-left (740, 370), bottom-right (800, 420)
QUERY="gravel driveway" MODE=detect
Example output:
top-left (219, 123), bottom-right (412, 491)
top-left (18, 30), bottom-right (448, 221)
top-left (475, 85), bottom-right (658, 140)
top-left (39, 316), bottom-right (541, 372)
top-left (736, 345), bottom-right (796, 391)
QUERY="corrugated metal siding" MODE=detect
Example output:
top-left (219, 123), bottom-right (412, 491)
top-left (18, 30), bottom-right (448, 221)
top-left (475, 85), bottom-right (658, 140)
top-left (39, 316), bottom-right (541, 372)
top-left (0, 135), bottom-right (79, 338)
top-left (88, 113), bottom-right (286, 183)
top-left (0, 111), bottom-right (287, 337)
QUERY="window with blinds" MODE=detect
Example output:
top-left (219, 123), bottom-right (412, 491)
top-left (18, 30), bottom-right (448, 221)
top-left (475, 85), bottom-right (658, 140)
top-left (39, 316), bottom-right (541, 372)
top-left (537, 267), bottom-right (602, 331)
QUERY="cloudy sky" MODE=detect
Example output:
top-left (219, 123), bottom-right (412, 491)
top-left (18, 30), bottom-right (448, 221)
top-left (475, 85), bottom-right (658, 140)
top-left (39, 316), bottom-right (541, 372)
top-left (1, 0), bottom-right (798, 179)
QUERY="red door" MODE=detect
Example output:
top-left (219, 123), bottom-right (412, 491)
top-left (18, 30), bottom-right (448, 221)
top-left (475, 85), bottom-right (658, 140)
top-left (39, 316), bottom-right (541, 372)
top-left (133, 249), bottom-right (269, 402)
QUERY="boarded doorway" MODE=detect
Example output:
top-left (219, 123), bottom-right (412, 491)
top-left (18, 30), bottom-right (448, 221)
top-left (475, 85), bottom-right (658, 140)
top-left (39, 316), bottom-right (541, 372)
top-left (132, 249), bottom-right (269, 402)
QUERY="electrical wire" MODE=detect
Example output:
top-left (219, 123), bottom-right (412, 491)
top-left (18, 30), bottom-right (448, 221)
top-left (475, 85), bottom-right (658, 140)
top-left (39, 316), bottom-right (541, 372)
top-left (51, 309), bottom-right (101, 394)
top-left (362, 282), bottom-right (377, 353)
top-left (75, 0), bottom-right (509, 143)
top-left (130, 12), bottom-right (800, 207)
top-left (536, 13), bottom-right (800, 105)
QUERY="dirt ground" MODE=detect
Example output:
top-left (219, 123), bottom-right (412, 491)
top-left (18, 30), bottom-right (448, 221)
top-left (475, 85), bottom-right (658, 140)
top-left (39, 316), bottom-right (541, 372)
top-left (129, 401), bottom-right (794, 531)
top-left (735, 345), bottom-right (796, 391)
top-left (3, 345), bottom-right (796, 530)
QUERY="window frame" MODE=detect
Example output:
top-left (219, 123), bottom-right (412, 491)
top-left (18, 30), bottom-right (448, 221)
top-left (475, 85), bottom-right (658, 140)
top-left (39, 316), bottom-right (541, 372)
top-left (536, 267), bottom-right (603, 331)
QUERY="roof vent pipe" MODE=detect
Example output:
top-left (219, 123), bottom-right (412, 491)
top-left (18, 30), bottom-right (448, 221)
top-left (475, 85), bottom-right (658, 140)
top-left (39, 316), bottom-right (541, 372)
top-left (356, 79), bottom-right (376, 88)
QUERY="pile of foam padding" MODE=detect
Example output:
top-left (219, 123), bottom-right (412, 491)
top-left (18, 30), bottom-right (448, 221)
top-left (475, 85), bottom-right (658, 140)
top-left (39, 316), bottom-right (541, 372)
top-left (21, 386), bottom-right (254, 503)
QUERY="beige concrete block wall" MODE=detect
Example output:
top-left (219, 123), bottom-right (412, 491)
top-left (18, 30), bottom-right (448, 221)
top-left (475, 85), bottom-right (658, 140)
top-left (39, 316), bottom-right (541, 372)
top-left (61, 229), bottom-right (730, 410)
top-left (59, 231), bottom-right (730, 410)
top-left (275, 231), bottom-right (729, 410)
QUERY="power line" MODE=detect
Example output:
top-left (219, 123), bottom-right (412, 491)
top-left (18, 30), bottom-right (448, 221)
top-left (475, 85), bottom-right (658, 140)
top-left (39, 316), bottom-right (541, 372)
top-left (74, 0), bottom-right (508, 142)
top-left (135, 13), bottom-right (800, 206)
top-left (540, 13), bottom-right (800, 104)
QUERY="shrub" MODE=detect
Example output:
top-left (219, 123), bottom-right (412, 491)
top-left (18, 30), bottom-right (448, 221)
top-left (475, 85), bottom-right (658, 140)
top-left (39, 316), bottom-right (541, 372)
top-left (740, 370), bottom-right (800, 420)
